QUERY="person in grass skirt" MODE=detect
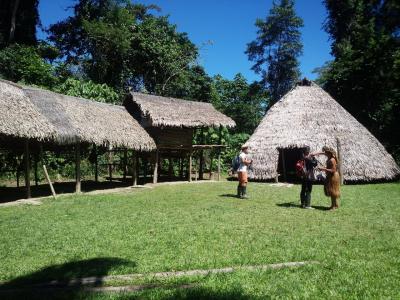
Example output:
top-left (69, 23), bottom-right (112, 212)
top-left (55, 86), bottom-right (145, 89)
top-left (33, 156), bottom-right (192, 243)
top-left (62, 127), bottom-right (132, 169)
top-left (318, 146), bottom-right (341, 210)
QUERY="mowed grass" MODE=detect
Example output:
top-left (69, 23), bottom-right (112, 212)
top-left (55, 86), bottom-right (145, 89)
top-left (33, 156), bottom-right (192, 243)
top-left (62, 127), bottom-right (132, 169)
top-left (0, 182), bottom-right (399, 299)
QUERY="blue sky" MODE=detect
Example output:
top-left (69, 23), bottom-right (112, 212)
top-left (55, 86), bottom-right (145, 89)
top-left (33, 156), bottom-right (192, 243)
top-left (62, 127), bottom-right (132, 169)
top-left (38, 0), bottom-right (332, 82)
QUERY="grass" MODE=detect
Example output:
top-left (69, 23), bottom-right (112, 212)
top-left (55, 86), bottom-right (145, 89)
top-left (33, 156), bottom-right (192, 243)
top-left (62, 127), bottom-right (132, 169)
top-left (0, 181), bottom-right (399, 299)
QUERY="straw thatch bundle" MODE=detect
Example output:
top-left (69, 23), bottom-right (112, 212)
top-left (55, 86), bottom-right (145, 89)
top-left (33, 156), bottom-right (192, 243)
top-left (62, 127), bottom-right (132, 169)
top-left (0, 79), bottom-right (56, 141)
top-left (24, 87), bottom-right (156, 151)
top-left (125, 92), bottom-right (236, 128)
top-left (245, 82), bottom-right (400, 182)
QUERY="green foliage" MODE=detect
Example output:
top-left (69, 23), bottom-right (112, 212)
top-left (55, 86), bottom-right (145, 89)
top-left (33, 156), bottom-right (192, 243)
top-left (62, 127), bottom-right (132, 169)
top-left (246, 0), bottom-right (303, 106)
top-left (47, 0), bottom-right (198, 95)
top-left (211, 74), bottom-right (267, 134)
top-left (0, 44), bottom-right (57, 88)
top-left (54, 78), bottom-right (120, 104)
top-left (320, 0), bottom-right (400, 163)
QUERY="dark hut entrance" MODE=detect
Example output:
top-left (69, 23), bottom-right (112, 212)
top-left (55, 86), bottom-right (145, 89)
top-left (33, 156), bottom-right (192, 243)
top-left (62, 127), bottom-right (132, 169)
top-left (277, 147), bottom-right (306, 183)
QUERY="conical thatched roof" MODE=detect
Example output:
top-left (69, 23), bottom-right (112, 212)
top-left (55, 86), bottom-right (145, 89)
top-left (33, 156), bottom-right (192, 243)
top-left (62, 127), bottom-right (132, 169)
top-left (245, 82), bottom-right (400, 182)
top-left (0, 79), bottom-right (56, 141)
top-left (23, 87), bottom-right (156, 151)
top-left (125, 92), bottom-right (236, 128)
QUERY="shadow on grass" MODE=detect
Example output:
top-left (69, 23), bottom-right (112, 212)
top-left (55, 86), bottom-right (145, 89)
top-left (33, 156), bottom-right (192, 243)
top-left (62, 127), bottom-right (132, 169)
top-left (159, 285), bottom-right (252, 300)
top-left (219, 194), bottom-right (239, 198)
top-left (276, 202), bottom-right (330, 211)
top-left (0, 257), bottom-right (136, 299)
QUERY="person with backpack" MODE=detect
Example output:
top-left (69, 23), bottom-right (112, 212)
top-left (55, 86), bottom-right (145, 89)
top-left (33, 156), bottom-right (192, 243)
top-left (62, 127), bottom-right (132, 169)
top-left (298, 146), bottom-right (318, 209)
top-left (235, 145), bottom-right (252, 199)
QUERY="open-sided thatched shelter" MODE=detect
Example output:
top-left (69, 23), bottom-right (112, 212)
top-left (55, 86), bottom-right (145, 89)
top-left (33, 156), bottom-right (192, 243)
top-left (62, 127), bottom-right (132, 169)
top-left (245, 80), bottom-right (400, 182)
top-left (124, 92), bottom-right (235, 182)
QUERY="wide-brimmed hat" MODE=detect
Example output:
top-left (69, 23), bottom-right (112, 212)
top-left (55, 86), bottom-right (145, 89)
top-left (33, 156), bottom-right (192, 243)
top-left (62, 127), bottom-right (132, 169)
top-left (322, 146), bottom-right (337, 157)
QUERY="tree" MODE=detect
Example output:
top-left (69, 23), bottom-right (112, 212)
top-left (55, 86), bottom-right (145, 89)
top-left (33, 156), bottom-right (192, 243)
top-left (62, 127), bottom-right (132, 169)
top-left (321, 0), bottom-right (400, 162)
top-left (246, 0), bottom-right (303, 106)
top-left (47, 0), bottom-right (198, 95)
top-left (0, 0), bottom-right (39, 48)
top-left (211, 74), bottom-right (268, 134)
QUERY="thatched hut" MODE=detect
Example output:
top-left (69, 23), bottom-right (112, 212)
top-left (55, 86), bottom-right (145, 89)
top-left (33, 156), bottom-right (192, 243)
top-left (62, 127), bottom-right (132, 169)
top-left (245, 80), bottom-right (400, 182)
top-left (0, 79), bottom-right (55, 142)
top-left (124, 92), bottom-right (235, 182)
top-left (22, 86), bottom-right (156, 192)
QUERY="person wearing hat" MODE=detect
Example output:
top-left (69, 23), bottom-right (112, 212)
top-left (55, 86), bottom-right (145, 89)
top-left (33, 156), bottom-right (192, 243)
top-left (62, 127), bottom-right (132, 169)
top-left (317, 146), bottom-right (341, 210)
top-left (237, 145), bottom-right (252, 199)
top-left (300, 146), bottom-right (318, 209)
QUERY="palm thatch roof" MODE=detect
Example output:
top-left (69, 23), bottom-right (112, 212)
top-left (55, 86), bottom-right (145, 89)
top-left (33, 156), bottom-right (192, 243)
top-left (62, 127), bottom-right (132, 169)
top-left (23, 87), bottom-right (156, 151)
top-left (0, 79), bottom-right (56, 141)
top-left (125, 92), bottom-right (236, 128)
top-left (245, 81), bottom-right (400, 182)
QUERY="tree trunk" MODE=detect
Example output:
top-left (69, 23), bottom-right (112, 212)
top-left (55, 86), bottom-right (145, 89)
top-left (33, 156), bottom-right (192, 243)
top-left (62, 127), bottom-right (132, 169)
top-left (9, 0), bottom-right (20, 44)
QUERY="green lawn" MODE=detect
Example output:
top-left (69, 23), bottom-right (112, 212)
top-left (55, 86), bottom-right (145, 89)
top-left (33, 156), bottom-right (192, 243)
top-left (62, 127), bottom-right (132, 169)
top-left (0, 181), bottom-right (399, 299)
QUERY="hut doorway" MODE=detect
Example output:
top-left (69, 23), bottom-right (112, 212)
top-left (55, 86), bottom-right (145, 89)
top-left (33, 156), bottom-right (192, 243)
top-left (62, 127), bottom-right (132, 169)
top-left (277, 147), bottom-right (306, 182)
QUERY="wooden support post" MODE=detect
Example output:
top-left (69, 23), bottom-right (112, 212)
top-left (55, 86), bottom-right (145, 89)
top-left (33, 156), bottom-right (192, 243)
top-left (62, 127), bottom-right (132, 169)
top-left (43, 165), bottom-right (57, 199)
top-left (281, 150), bottom-right (287, 182)
top-left (16, 155), bottom-right (21, 188)
top-left (123, 149), bottom-right (128, 181)
top-left (168, 157), bottom-right (173, 180)
top-left (75, 143), bottom-right (81, 193)
top-left (199, 128), bottom-right (204, 180)
top-left (136, 155), bottom-right (140, 185)
top-left (217, 126), bottom-right (222, 181)
top-left (153, 149), bottom-right (159, 184)
top-left (336, 137), bottom-right (344, 185)
top-left (94, 144), bottom-right (98, 182)
top-left (209, 154), bottom-right (213, 180)
top-left (108, 146), bottom-right (113, 182)
top-left (132, 151), bottom-right (137, 186)
top-left (34, 152), bottom-right (39, 186)
top-left (188, 151), bottom-right (192, 182)
top-left (24, 139), bottom-right (31, 199)
top-left (143, 158), bottom-right (148, 182)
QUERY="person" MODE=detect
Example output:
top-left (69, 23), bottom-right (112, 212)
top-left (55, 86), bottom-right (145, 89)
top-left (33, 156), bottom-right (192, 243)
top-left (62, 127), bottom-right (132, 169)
top-left (317, 146), bottom-right (341, 210)
top-left (237, 145), bottom-right (252, 199)
top-left (300, 146), bottom-right (318, 209)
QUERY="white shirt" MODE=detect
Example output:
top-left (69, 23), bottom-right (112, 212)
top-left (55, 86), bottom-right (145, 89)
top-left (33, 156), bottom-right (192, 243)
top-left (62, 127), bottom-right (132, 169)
top-left (238, 152), bottom-right (248, 172)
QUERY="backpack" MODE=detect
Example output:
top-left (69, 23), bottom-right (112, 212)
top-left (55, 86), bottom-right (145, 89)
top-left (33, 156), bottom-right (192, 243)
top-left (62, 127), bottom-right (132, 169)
top-left (232, 155), bottom-right (241, 172)
top-left (295, 159), bottom-right (306, 178)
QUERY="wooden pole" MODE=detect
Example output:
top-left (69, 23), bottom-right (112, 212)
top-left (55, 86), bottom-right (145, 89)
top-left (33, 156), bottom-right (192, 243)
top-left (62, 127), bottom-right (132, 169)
top-left (336, 138), bottom-right (344, 185)
top-left (108, 145), bottom-right (113, 182)
top-left (143, 158), bottom-right (148, 183)
top-left (16, 155), bottom-right (20, 188)
top-left (136, 155), bottom-right (140, 185)
top-left (188, 151), bottom-right (192, 182)
top-left (75, 143), bottom-right (81, 193)
top-left (153, 149), bottom-right (159, 184)
top-left (199, 128), bottom-right (204, 180)
top-left (24, 139), bottom-right (31, 199)
top-left (217, 126), bottom-right (222, 181)
top-left (209, 154), bottom-right (213, 180)
top-left (179, 157), bottom-right (184, 179)
top-left (34, 152), bottom-right (39, 186)
top-left (132, 151), bottom-right (137, 186)
top-left (94, 144), bottom-right (98, 182)
top-left (281, 149), bottom-right (287, 182)
top-left (43, 165), bottom-right (57, 199)
top-left (123, 149), bottom-right (128, 181)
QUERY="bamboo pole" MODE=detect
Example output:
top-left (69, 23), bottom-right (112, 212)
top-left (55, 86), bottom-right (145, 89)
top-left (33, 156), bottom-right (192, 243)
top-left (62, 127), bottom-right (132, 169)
top-left (217, 126), bottom-right (222, 181)
top-left (94, 144), bottom-right (98, 182)
top-left (108, 145), bottom-right (113, 182)
top-left (153, 149), bottom-right (159, 184)
top-left (34, 152), bottom-right (39, 186)
top-left (123, 149), bottom-right (128, 181)
top-left (24, 139), bottom-right (31, 199)
top-left (43, 165), bottom-right (57, 199)
top-left (75, 143), bottom-right (81, 193)
top-left (199, 128), bottom-right (204, 180)
top-left (336, 138), bottom-right (344, 185)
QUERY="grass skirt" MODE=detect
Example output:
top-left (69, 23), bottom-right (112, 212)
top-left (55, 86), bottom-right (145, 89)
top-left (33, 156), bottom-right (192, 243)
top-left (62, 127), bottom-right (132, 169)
top-left (324, 171), bottom-right (340, 198)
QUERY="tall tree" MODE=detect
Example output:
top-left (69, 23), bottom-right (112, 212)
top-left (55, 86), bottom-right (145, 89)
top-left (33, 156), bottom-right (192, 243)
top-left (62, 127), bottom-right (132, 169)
top-left (211, 74), bottom-right (268, 134)
top-left (321, 0), bottom-right (400, 161)
top-left (48, 0), bottom-right (198, 94)
top-left (0, 0), bottom-right (39, 48)
top-left (246, 0), bottom-right (303, 106)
